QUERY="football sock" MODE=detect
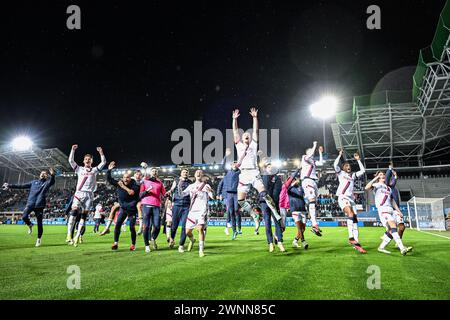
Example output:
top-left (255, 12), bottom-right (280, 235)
top-left (67, 215), bottom-right (75, 237)
top-left (105, 219), bottom-right (113, 231)
top-left (347, 219), bottom-right (354, 239)
top-left (391, 229), bottom-right (405, 251)
top-left (309, 203), bottom-right (318, 227)
top-left (379, 232), bottom-right (392, 249)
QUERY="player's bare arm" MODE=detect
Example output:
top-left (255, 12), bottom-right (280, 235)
top-left (232, 109), bottom-right (240, 143)
top-left (69, 144), bottom-right (79, 169)
top-left (249, 107), bottom-right (258, 142)
top-left (365, 172), bottom-right (382, 190)
top-left (97, 147), bottom-right (107, 170)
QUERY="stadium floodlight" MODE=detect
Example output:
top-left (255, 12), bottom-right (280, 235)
top-left (11, 136), bottom-right (33, 151)
top-left (309, 96), bottom-right (337, 119)
top-left (310, 96), bottom-right (338, 152)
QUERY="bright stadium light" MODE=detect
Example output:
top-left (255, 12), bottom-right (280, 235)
top-left (309, 96), bottom-right (337, 119)
top-left (11, 136), bottom-right (33, 151)
top-left (310, 96), bottom-right (338, 152)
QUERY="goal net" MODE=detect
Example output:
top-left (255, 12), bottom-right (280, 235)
top-left (406, 197), bottom-right (447, 231)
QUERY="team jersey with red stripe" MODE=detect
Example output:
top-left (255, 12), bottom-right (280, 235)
top-left (74, 167), bottom-right (102, 192)
top-left (373, 183), bottom-right (393, 209)
top-left (336, 171), bottom-right (357, 199)
top-left (333, 155), bottom-right (365, 199)
top-left (300, 154), bottom-right (318, 180)
top-left (235, 140), bottom-right (258, 169)
top-left (69, 149), bottom-right (106, 193)
top-left (181, 181), bottom-right (213, 212)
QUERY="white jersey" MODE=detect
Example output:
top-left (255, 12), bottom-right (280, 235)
top-left (69, 149), bottom-right (106, 193)
top-left (235, 140), bottom-right (258, 169)
top-left (94, 204), bottom-right (103, 219)
top-left (373, 183), bottom-right (393, 209)
top-left (334, 157), bottom-right (365, 199)
top-left (182, 181), bottom-right (213, 213)
top-left (300, 153), bottom-right (322, 180)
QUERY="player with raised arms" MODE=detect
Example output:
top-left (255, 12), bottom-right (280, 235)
top-left (300, 141), bottom-right (323, 236)
top-left (2, 168), bottom-right (55, 247)
top-left (365, 172), bottom-right (413, 255)
top-left (334, 150), bottom-right (367, 253)
top-left (232, 108), bottom-right (283, 232)
top-left (181, 170), bottom-right (214, 257)
top-left (66, 144), bottom-right (106, 246)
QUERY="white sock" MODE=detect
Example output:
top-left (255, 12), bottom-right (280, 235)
top-left (199, 241), bottom-right (204, 251)
top-left (392, 232), bottom-right (405, 251)
top-left (347, 219), bottom-right (354, 239)
top-left (309, 203), bottom-right (317, 227)
top-left (67, 216), bottom-right (75, 237)
top-left (75, 219), bottom-right (85, 238)
top-left (166, 227), bottom-right (171, 239)
top-left (353, 223), bottom-right (359, 243)
top-left (255, 219), bottom-right (260, 231)
top-left (105, 219), bottom-right (113, 230)
top-left (379, 234), bottom-right (391, 249)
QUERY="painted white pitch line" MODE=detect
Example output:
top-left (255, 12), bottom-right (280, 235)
top-left (418, 230), bottom-right (450, 240)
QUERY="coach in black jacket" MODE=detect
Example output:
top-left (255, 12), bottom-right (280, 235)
top-left (106, 161), bottom-right (140, 251)
top-left (2, 168), bottom-right (55, 246)
top-left (260, 161), bottom-right (285, 252)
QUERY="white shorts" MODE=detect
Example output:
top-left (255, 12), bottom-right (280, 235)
top-left (301, 179), bottom-right (318, 201)
top-left (186, 210), bottom-right (208, 230)
top-left (291, 211), bottom-right (307, 223)
top-left (238, 169), bottom-right (264, 193)
top-left (393, 210), bottom-right (404, 224)
top-left (378, 207), bottom-right (395, 228)
top-left (72, 191), bottom-right (94, 212)
top-left (338, 195), bottom-right (356, 211)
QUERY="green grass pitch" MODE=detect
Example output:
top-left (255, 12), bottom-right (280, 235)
top-left (0, 225), bottom-right (449, 300)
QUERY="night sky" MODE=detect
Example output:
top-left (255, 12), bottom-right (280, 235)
top-left (0, 0), bottom-right (446, 166)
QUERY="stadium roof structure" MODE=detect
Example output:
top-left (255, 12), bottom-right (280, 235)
top-left (332, 1), bottom-right (450, 169)
top-left (0, 146), bottom-right (71, 177)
